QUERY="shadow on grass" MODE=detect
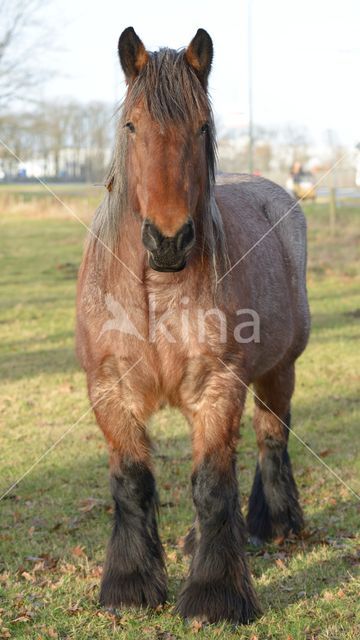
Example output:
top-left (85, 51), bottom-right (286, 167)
top-left (0, 346), bottom-right (78, 380)
top-left (1, 331), bottom-right (74, 351)
top-left (1, 427), bottom-right (358, 619)
top-left (257, 550), bottom-right (358, 616)
top-left (310, 309), bottom-right (359, 333)
top-left (309, 287), bottom-right (359, 303)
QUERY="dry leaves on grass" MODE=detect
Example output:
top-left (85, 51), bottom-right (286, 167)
top-left (67, 604), bottom-right (83, 615)
top-left (11, 613), bottom-right (33, 623)
top-left (190, 619), bottom-right (205, 633)
top-left (322, 588), bottom-right (347, 601)
top-left (37, 626), bottom-right (58, 639)
top-left (252, 636), bottom-right (294, 640)
top-left (78, 497), bottom-right (106, 513)
top-left (20, 571), bottom-right (35, 583)
top-left (275, 557), bottom-right (287, 569)
top-left (59, 562), bottom-right (77, 575)
top-left (71, 545), bottom-right (86, 558)
top-left (140, 627), bottom-right (178, 640)
top-left (28, 555), bottom-right (58, 572)
top-left (93, 609), bottom-right (141, 634)
top-left (18, 555), bottom-right (59, 586)
top-left (319, 448), bottom-right (334, 458)
top-left (166, 550), bottom-right (178, 563)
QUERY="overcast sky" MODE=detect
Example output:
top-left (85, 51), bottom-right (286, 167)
top-left (43, 0), bottom-right (359, 147)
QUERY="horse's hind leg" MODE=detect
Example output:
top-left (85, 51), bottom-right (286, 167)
top-left (247, 363), bottom-right (304, 543)
top-left (88, 363), bottom-right (167, 609)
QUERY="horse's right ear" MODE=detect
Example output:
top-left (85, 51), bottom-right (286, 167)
top-left (118, 27), bottom-right (148, 82)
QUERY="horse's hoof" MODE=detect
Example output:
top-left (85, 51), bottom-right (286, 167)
top-left (176, 579), bottom-right (262, 625)
top-left (99, 569), bottom-right (167, 610)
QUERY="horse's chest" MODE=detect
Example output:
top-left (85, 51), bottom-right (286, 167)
top-left (144, 289), bottom-right (220, 391)
top-left (148, 294), bottom-right (205, 357)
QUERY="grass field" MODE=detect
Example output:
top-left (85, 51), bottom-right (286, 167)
top-left (0, 186), bottom-right (359, 640)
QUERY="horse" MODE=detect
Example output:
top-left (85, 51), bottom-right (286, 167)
top-left (76, 27), bottom-right (310, 624)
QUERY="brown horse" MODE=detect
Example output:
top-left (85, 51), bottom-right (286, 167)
top-left (76, 27), bottom-right (310, 624)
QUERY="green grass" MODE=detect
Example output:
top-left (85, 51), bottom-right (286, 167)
top-left (0, 190), bottom-right (359, 640)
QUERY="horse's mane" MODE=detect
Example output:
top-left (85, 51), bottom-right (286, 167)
top-left (89, 47), bottom-right (228, 281)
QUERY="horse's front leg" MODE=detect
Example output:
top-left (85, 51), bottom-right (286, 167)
top-left (177, 360), bottom-right (261, 624)
top-left (88, 365), bottom-right (167, 609)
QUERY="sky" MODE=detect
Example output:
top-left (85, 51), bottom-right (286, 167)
top-left (42, 0), bottom-right (360, 147)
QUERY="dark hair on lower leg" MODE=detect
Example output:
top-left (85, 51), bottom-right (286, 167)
top-left (177, 456), bottom-right (261, 623)
top-left (247, 413), bottom-right (304, 541)
top-left (100, 460), bottom-right (167, 608)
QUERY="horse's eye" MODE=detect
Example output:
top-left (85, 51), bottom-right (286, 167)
top-left (200, 123), bottom-right (209, 135)
top-left (124, 122), bottom-right (135, 133)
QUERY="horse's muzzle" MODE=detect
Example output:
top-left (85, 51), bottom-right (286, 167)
top-left (142, 218), bottom-right (195, 272)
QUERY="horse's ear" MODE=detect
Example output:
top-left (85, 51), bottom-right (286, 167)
top-left (118, 27), bottom-right (148, 82)
top-left (185, 28), bottom-right (213, 88)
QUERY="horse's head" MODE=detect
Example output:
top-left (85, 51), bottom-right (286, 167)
top-left (118, 27), bottom-right (214, 272)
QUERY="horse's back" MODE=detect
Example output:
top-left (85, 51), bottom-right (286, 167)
top-left (216, 172), bottom-right (307, 283)
top-left (215, 173), bottom-right (310, 364)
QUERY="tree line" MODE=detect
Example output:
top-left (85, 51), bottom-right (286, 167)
top-left (0, 101), bottom-right (115, 182)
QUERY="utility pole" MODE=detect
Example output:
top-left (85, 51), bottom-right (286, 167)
top-left (327, 129), bottom-right (337, 234)
top-left (248, 0), bottom-right (254, 174)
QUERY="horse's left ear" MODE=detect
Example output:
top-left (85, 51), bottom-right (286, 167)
top-left (118, 26), bottom-right (149, 82)
top-left (185, 28), bottom-right (213, 88)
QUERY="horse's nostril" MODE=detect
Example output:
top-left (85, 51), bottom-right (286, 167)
top-left (142, 218), bottom-right (195, 255)
top-left (176, 220), bottom-right (195, 252)
top-left (142, 220), bottom-right (163, 252)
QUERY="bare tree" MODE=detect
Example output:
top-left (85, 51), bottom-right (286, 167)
top-left (85, 102), bottom-right (113, 181)
top-left (0, 0), bottom-right (54, 107)
top-left (0, 100), bottom-right (113, 181)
